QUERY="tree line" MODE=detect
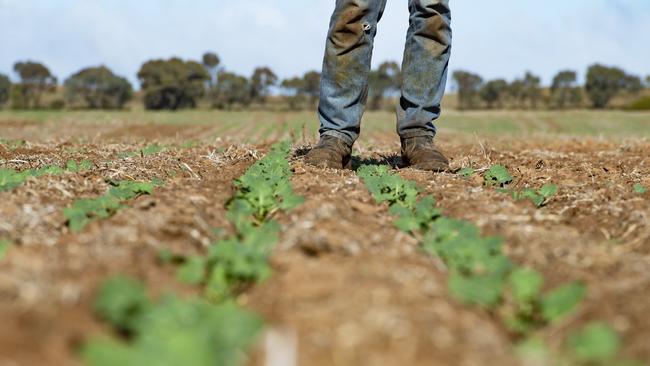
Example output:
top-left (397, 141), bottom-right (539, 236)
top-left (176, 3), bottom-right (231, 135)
top-left (0, 53), bottom-right (649, 111)
top-left (453, 66), bottom-right (648, 110)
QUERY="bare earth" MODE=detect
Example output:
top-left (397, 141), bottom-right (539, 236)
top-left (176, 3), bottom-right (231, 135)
top-left (0, 117), bottom-right (649, 365)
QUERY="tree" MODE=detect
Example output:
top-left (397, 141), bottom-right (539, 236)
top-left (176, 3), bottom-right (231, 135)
top-left (623, 74), bottom-right (642, 95)
top-left (550, 70), bottom-right (582, 109)
top-left (280, 71), bottom-right (321, 110)
top-left (212, 71), bottom-right (251, 109)
top-left (281, 77), bottom-right (306, 110)
top-left (202, 52), bottom-right (221, 86)
top-left (479, 79), bottom-right (508, 109)
top-left (585, 64), bottom-right (633, 108)
top-left (507, 79), bottom-right (526, 108)
top-left (522, 72), bottom-right (542, 108)
top-left (507, 72), bottom-right (542, 109)
top-left (301, 71), bottom-right (321, 106)
top-left (12, 61), bottom-right (57, 109)
top-left (250, 67), bottom-right (277, 105)
top-left (0, 73), bottom-right (10, 107)
top-left (646, 76), bottom-right (650, 89)
top-left (137, 58), bottom-right (209, 110)
top-left (368, 61), bottom-right (401, 110)
top-left (452, 70), bottom-right (483, 110)
top-left (64, 66), bottom-right (133, 109)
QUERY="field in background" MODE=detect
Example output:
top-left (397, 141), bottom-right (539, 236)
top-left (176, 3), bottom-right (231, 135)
top-left (1, 109), bottom-right (649, 144)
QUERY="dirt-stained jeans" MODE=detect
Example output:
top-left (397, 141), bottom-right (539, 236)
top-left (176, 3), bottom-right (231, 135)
top-left (318, 0), bottom-right (452, 145)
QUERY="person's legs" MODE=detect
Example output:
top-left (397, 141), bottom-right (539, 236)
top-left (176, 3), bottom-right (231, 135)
top-left (317, 0), bottom-right (388, 146)
top-left (397, 0), bottom-right (452, 139)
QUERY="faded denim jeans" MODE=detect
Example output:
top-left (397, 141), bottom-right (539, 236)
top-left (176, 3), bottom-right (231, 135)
top-left (318, 0), bottom-right (452, 145)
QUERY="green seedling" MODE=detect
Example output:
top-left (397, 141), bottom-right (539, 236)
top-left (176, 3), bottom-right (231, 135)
top-left (177, 256), bottom-right (208, 285)
top-left (458, 167), bottom-right (475, 177)
top-left (0, 160), bottom-right (93, 192)
top-left (118, 144), bottom-right (166, 159)
top-left (358, 165), bottom-right (419, 208)
top-left (64, 180), bottom-right (155, 232)
top-left (94, 276), bottom-right (150, 333)
top-left (633, 183), bottom-right (647, 194)
top-left (390, 196), bottom-right (442, 233)
top-left (0, 139), bottom-right (26, 150)
top-left (0, 239), bottom-right (11, 260)
top-left (140, 144), bottom-right (165, 156)
top-left (357, 162), bottom-right (588, 338)
top-left (568, 322), bottom-right (620, 363)
top-left (511, 183), bottom-right (558, 207)
top-left (232, 142), bottom-right (303, 221)
top-left (88, 144), bottom-right (299, 366)
top-left (484, 164), bottom-right (513, 186)
top-left (66, 159), bottom-right (93, 172)
top-left (164, 142), bottom-right (302, 300)
top-left (85, 277), bottom-right (262, 366)
top-left (541, 282), bottom-right (586, 323)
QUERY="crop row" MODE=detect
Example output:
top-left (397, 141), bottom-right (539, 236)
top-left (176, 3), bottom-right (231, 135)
top-left (0, 159), bottom-right (93, 191)
top-left (357, 165), bottom-right (644, 366)
top-left (64, 179), bottom-right (159, 232)
top-left (84, 142), bottom-right (302, 366)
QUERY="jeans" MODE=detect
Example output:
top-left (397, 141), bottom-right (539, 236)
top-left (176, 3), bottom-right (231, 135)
top-left (317, 0), bottom-right (452, 145)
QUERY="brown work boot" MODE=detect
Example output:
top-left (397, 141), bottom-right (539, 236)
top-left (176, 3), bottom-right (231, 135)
top-left (305, 135), bottom-right (352, 169)
top-left (401, 136), bottom-right (449, 172)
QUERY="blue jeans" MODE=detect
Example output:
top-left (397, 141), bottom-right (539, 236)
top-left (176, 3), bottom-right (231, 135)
top-left (318, 0), bottom-right (452, 145)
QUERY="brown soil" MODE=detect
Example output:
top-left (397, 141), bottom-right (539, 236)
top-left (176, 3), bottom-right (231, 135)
top-left (1, 122), bottom-right (649, 365)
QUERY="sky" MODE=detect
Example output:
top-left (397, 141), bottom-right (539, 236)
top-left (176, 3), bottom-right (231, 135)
top-left (1, 0), bottom-right (649, 86)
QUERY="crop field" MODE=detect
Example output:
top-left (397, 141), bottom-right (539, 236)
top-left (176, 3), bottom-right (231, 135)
top-left (0, 110), bottom-right (649, 366)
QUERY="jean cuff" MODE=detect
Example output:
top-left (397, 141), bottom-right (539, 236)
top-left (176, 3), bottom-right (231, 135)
top-left (321, 130), bottom-right (355, 147)
top-left (399, 129), bottom-right (436, 140)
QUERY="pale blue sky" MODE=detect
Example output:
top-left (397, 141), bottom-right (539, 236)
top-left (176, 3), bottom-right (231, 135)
top-left (0, 0), bottom-right (648, 86)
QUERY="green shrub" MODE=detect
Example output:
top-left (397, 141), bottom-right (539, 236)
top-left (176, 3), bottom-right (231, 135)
top-left (627, 96), bottom-right (650, 111)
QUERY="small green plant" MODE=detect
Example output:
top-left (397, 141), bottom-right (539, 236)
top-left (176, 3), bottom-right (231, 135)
top-left (567, 322), bottom-right (621, 363)
top-left (358, 165), bottom-right (419, 208)
top-left (166, 142), bottom-right (302, 300)
top-left (457, 167), bottom-right (475, 178)
top-left (94, 276), bottom-right (150, 333)
top-left (0, 239), bottom-right (11, 260)
top-left (89, 143), bottom-right (299, 366)
top-left (390, 196), bottom-right (442, 234)
top-left (484, 164), bottom-right (513, 187)
top-left (358, 165), bottom-right (432, 233)
top-left (358, 164), bottom-right (586, 337)
top-left (0, 139), bottom-right (27, 150)
top-left (502, 269), bottom-right (586, 333)
top-left (510, 183), bottom-right (559, 207)
top-left (0, 160), bottom-right (93, 191)
top-left (64, 180), bottom-right (154, 232)
top-left (118, 144), bottom-right (166, 159)
top-left (232, 142), bottom-right (303, 221)
top-left (85, 277), bottom-right (262, 366)
top-left (0, 168), bottom-right (29, 191)
top-left (633, 183), bottom-right (647, 194)
top-left (66, 159), bottom-right (93, 172)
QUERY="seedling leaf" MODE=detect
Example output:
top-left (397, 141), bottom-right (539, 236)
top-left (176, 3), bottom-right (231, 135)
top-left (484, 164), bottom-right (513, 186)
top-left (568, 322), bottom-right (620, 362)
top-left (458, 167), bottom-right (475, 178)
top-left (538, 184), bottom-right (558, 198)
top-left (0, 239), bottom-right (11, 260)
top-left (541, 282), bottom-right (586, 322)
top-left (177, 257), bottom-right (207, 285)
top-left (94, 276), bottom-right (149, 333)
top-left (449, 273), bottom-right (504, 306)
top-left (510, 267), bottom-right (543, 304)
